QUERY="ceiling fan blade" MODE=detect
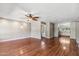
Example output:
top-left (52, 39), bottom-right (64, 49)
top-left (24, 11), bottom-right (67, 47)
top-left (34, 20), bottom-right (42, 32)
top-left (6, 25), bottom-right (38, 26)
top-left (33, 16), bottom-right (39, 18)
top-left (32, 17), bottom-right (38, 21)
top-left (34, 17), bottom-right (39, 18)
top-left (32, 19), bottom-right (38, 21)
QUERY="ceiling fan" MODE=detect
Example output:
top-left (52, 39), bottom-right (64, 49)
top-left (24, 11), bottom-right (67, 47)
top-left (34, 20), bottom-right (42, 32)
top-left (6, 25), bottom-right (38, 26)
top-left (18, 6), bottom-right (39, 21)
top-left (25, 13), bottom-right (39, 21)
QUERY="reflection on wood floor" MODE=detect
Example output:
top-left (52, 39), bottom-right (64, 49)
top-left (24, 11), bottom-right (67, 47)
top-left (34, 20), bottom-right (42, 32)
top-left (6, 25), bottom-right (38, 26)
top-left (0, 37), bottom-right (79, 56)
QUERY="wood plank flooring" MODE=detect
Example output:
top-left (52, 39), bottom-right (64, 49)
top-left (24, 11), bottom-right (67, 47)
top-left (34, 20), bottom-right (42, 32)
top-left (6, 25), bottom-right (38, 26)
top-left (0, 37), bottom-right (79, 56)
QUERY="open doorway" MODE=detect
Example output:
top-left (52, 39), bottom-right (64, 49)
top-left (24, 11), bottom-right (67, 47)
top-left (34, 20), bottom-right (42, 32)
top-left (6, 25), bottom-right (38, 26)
top-left (41, 22), bottom-right (47, 39)
top-left (58, 23), bottom-right (71, 38)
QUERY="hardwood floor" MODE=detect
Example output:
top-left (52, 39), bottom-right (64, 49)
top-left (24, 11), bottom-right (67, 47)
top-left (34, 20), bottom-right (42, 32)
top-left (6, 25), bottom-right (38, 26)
top-left (0, 37), bottom-right (79, 56)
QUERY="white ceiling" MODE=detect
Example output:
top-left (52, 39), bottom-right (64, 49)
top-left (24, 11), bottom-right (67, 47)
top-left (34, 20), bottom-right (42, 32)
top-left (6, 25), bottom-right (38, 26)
top-left (0, 3), bottom-right (79, 23)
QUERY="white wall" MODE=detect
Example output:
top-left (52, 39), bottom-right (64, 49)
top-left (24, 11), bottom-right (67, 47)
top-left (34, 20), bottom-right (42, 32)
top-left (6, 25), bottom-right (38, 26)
top-left (31, 21), bottom-right (41, 39)
top-left (46, 22), bottom-right (50, 38)
top-left (0, 19), bottom-right (31, 41)
top-left (76, 22), bottom-right (79, 44)
top-left (70, 22), bottom-right (79, 45)
top-left (70, 22), bottom-right (76, 39)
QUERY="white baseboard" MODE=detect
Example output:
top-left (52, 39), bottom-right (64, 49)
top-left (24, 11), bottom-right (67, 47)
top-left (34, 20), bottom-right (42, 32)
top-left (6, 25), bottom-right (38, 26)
top-left (0, 36), bottom-right (30, 42)
top-left (30, 36), bottom-right (41, 39)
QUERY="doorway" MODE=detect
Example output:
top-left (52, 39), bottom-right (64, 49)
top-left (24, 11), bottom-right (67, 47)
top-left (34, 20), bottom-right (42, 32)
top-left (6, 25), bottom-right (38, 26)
top-left (58, 23), bottom-right (71, 37)
top-left (41, 22), bottom-right (47, 39)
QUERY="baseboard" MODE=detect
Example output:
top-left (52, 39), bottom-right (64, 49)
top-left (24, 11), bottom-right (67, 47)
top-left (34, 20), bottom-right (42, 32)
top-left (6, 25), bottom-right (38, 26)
top-left (70, 38), bottom-right (76, 40)
top-left (41, 37), bottom-right (55, 39)
top-left (0, 36), bottom-right (30, 42)
top-left (59, 35), bottom-right (70, 37)
top-left (30, 36), bottom-right (41, 39)
top-left (30, 37), bottom-right (41, 40)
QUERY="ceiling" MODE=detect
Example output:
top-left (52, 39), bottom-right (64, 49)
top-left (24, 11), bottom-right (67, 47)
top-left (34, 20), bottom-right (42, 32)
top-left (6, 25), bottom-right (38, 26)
top-left (0, 3), bottom-right (79, 23)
